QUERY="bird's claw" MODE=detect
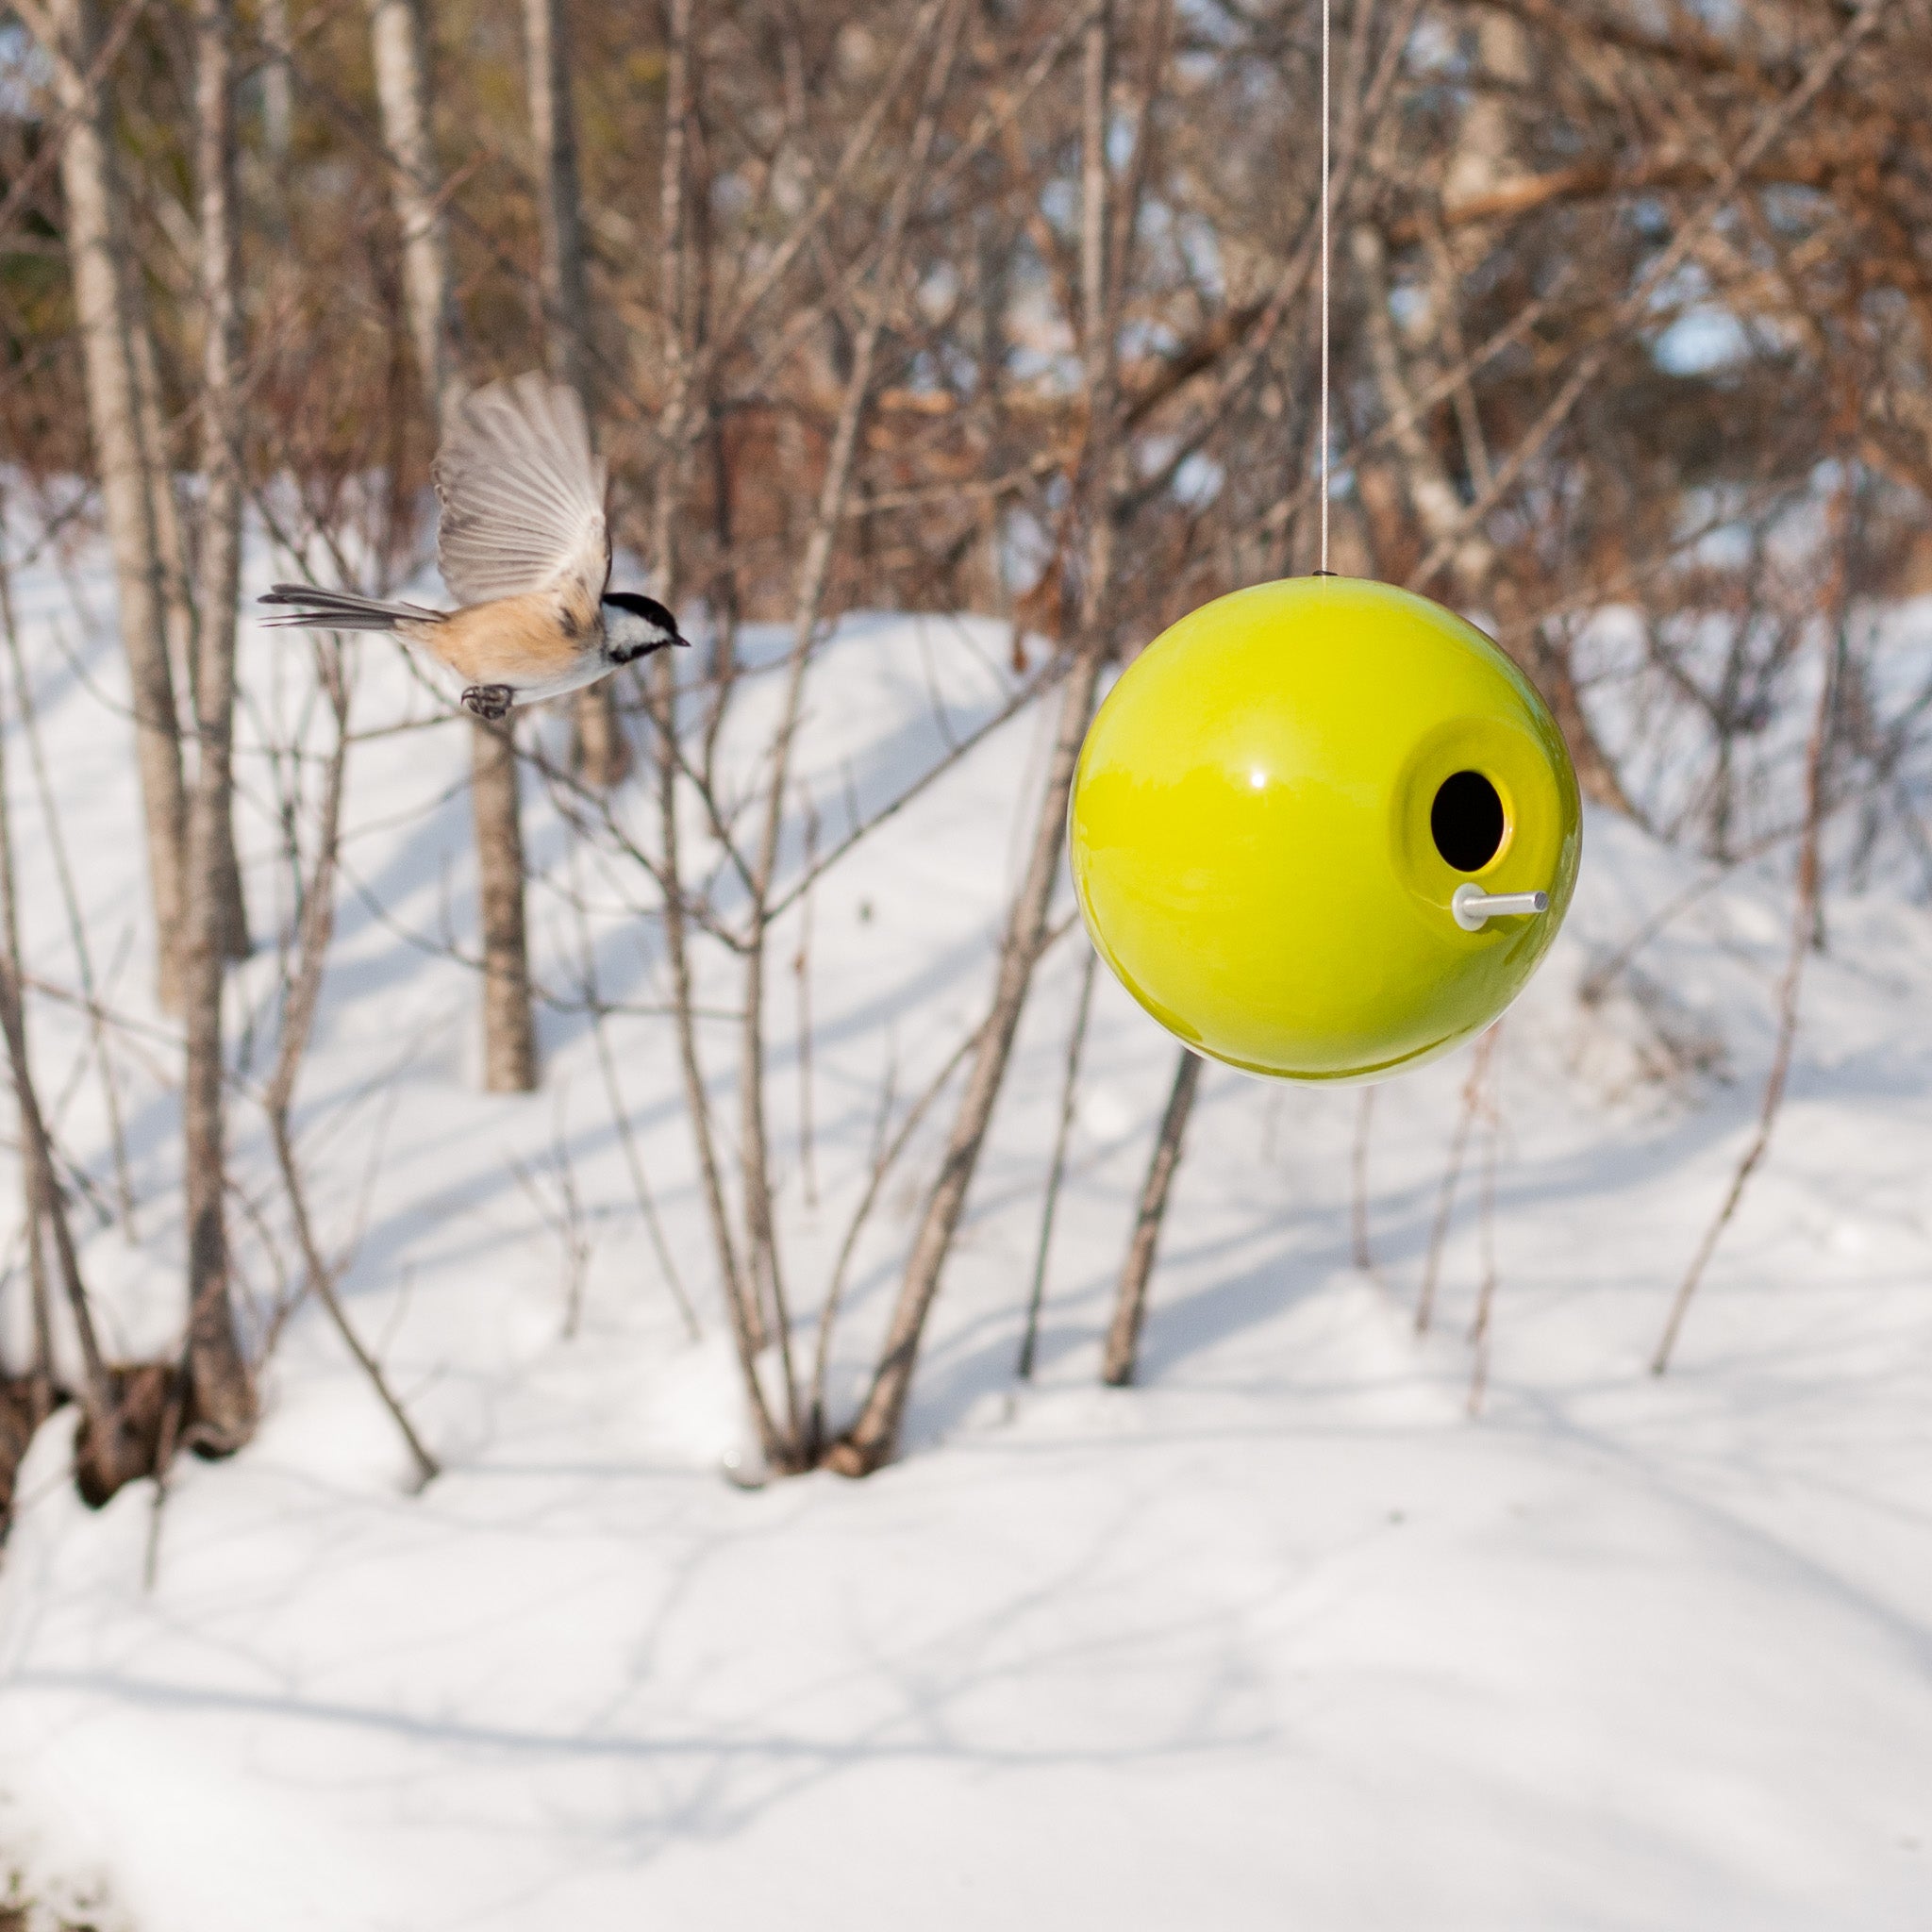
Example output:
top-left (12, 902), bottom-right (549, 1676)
top-left (461, 684), bottom-right (514, 722)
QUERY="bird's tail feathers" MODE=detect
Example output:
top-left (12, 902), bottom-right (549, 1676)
top-left (258, 584), bottom-right (445, 632)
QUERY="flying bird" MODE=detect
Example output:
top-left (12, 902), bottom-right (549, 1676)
top-left (259, 373), bottom-right (686, 720)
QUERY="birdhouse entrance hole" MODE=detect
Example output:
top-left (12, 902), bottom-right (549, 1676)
top-left (1431, 770), bottom-right (1505, 872)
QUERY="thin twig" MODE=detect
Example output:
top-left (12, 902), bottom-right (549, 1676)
top-left (1416, 1026), bottom-right (1501, 1337)
top-left (807, 1019), bottom-right (982, 1455)
top-left (1652, 508), bottom-right (1846, 1374)
top-left (740, 0), bottom-right (972, 1459)
top-left (0, 492), bottom-right (137, 1232)
top-left (259, 645), bottom-right (438, 1485)
top-left (1408, 0), bottom-right (1885, 590)
top-left (565, 833), bottom-right (698, 1339)
top-left (508, 1105), bottom-right (592, 1341)
top-left (1350, 1085), bottom-right (1375, 1275)
top-left (793, 784), bottom-right (820, 1210)
top-left (1466, 1058), bottom-right (1504, 1416)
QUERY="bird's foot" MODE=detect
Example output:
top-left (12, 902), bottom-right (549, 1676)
top-left (461, 684), bottom-right (515, 722)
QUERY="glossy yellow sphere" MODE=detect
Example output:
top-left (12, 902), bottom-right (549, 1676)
top-left (1069, 575), bottom-right (1581, 1082)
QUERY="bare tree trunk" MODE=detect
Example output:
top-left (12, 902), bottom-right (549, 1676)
top-left (128, 310), bottom-right (250, 959)
top-left (828, 4), bottom-right (1123, 1476)
top-left (1100, 1045), bottom-right (1201, 1387)
top-left (464, 733), bottom-right (538, 1089)
top-left (521, 0), bottom-right (626, 787)
top-left (1357, 16), bottom-right (1629, 808)
top-left (0, 681), bottom-right (138, 1491)
top-left (260, 0), bottom-right (293, 164)
top-left (126, 314), bottom-right (194, 707)
top-left (522, 0), bottom-right (589, 407)
top-left (735, 0), bottom-right (966, 1463)
top-left (825, 642), bottom-right (1109, 1474)
top-left (1, 500), bottom-right (138, 1231)
top-left (367, 0), bottom-right (456, 416)
top-left (1441, 8), bottom-right (1530, 214)
top-left (1351, 217), bottom-right (1634, 812)
top-left (471, 717), bottom-right (539, 1090)
top-left (643, 0), bottom-right (789, 1465)
top-left (1017, 948), bottom-right (1095, 1379)
top-left (25, 0), bottom-right (189, 1012)
top-left (0, 659), bottom-right (56, 1424)
top-left (184, 0), bottom-right (251, 981)
top-left (178, 0), bottom-right (257, 1451)
top-left (129, 75), bottom-right (249, 972)
top-left (0, 956), bottom-right (122, 1462)
top-left (367, 0), bottom-right (538, 1091)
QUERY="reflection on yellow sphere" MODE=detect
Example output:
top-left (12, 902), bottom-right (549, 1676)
top-left (1069, 575), bottom-right (1582, 1082)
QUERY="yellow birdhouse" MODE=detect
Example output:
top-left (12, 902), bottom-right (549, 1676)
top-left (1069, 575), bottom-right (1582, 1082)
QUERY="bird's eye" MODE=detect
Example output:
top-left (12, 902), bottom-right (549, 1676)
top-left (1431, 770), bottom-right (1505, 872)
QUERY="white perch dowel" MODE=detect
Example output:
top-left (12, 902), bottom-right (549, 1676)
top-left (1452, 884), bottom-right (1551, 932)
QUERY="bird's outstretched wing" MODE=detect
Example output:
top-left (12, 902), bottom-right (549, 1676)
top-left (432, 374), bottom-right (609, 618)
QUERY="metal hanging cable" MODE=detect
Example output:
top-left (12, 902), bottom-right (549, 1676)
top-left (1319, 0), bottom-right (1332, 575)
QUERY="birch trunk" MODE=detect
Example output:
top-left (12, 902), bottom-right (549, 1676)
top-left (128, 308), bottom-right (251, 960)
top-left (368, 0), bottom-right (456, 417)
top-left (28, 0), bottom-right (189, 1012)
top-left (126, 308), bottom-right (195, 714)
top-left (180, 0), bottom-right (256, 1450)
top-left (521, 0), bottom-right (625, 786)
top-left (260, 0), bottom-right (293, 163)
top-left (367, 0), bottom-right (539, 1091)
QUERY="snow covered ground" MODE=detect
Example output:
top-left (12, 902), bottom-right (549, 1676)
top-left (1, 527), bottom-right (1929, 1929)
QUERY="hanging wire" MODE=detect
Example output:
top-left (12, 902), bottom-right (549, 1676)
top-left (1318, 0), bottom-right (1332, 574)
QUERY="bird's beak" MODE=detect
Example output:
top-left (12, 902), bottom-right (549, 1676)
top-left (673, 632), bottom-right (692, 649)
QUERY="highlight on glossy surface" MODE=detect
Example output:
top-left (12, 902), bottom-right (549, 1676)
top-left (1069, 575), bottom-right (1582, 1082)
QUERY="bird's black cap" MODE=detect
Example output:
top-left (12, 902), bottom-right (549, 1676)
top-left (603, 590), bottom-right (690, 644)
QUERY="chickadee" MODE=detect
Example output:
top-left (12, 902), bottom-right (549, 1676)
top-left (259, 373), bottom-right (687, 720)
